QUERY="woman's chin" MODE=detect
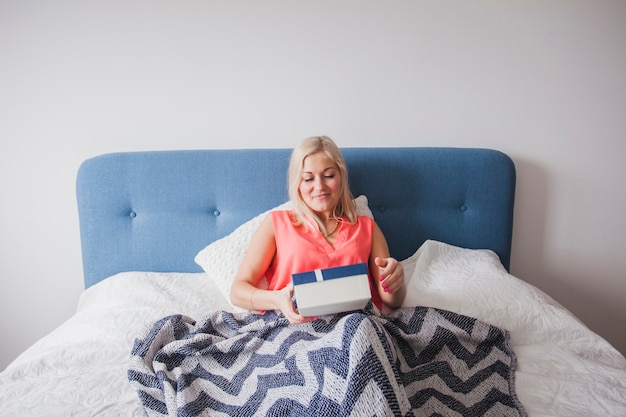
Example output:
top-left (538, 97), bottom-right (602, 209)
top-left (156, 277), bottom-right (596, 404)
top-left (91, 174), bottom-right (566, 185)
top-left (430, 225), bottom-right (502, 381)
top-left (309, 204), bottom-right (333, 216)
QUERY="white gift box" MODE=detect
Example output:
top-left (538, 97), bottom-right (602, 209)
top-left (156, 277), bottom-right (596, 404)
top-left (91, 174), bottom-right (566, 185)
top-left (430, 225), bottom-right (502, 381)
top-left (292, 263), bottom-right (372, 317)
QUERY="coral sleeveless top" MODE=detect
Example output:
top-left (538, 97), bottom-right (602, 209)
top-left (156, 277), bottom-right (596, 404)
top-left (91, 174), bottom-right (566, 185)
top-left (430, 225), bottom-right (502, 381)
top-left (265, 210), bottom-right (382, 310)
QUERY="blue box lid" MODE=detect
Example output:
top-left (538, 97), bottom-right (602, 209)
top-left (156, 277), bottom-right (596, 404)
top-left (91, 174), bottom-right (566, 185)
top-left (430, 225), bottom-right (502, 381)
top-left (292, 262), bottom-right (368, 286)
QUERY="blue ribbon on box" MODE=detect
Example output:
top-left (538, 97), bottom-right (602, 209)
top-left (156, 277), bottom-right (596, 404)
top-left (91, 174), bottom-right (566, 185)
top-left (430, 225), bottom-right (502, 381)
top-left (292, 263), bottom-right (368, 285)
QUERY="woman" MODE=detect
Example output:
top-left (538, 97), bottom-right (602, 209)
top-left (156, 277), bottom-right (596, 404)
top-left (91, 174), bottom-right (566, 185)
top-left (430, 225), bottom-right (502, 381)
top-left (230, 136), bottom-right (406, 324)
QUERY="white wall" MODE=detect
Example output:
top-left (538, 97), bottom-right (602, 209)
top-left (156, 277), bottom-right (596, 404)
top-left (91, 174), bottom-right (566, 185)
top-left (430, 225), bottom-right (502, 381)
top-left (1, 0), bottom-right (624, 370)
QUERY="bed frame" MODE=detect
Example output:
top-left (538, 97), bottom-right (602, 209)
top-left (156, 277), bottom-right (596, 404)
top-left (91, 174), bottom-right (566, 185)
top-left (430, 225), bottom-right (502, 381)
top-left (76, 147), bottom-right (516, 288)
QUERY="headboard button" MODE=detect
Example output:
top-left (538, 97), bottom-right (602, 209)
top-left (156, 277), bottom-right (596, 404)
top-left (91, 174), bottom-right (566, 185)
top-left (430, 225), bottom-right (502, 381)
top-left (129, 211), bottom-right (137, 218)
top-left (213, 210), bottom-right (221, 217)
top-left (460, 204), bottom-right (468, 212)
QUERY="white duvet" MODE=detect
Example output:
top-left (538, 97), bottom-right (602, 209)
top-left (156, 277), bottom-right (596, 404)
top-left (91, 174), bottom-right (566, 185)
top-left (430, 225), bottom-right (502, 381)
top-left (1, 240), bottom-right (625, 416)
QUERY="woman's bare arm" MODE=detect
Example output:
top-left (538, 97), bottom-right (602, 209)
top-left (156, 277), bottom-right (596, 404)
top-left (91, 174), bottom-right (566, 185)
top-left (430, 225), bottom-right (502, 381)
top-left (229, 214), bottom-right (312, 324)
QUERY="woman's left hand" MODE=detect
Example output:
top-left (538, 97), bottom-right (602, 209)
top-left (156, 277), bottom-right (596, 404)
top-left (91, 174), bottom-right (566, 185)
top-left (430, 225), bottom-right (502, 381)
top-left (375, 256), bottom-right (405, 294)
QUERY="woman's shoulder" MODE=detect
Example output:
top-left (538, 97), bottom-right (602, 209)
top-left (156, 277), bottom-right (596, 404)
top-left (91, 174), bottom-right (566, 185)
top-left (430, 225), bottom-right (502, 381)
top-left (270, 209), bottom-right (295, 218)
top-left (271, 209), bottom-right (292, 214)
top-left (356, 214), bottom-right (375, 224)
top-left (269, 209), bottom-right (300, 226)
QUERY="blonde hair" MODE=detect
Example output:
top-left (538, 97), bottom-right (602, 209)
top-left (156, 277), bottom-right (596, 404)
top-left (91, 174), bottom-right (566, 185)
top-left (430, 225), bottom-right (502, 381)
top-left (288, 136), bottom-right (357, 234)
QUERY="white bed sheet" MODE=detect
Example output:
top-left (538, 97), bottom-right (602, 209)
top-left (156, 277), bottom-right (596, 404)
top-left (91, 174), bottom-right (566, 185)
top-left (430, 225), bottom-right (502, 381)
top-left (0, 272), bottom-right (232, 416)
top-left (1, 240), bottom-right (625, 416)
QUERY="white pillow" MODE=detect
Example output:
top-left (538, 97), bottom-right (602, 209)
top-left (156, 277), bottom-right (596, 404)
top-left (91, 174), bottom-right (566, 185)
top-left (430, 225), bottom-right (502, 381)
top-left (400, 240), bottom-right (599, 349)
top-left (401, 239), bottom-right (508, 309)
top-left (194, 195), bottom-right (373, 307)
top-left (398, 239), bottom-right (560, 334)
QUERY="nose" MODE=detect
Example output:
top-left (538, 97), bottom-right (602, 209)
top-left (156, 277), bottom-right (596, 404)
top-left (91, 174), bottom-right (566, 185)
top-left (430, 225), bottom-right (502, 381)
top-left (313, 177), bottom-right (325, 190)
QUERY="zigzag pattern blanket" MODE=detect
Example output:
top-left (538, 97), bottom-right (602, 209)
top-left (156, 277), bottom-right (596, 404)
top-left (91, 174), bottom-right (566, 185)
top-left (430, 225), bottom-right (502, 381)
top-left (128, 304), bottom-right (527, 417)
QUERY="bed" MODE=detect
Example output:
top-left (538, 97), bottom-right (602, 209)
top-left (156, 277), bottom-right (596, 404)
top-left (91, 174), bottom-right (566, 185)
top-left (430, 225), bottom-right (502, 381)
top-left (1, 147), bottom-right (625, 416)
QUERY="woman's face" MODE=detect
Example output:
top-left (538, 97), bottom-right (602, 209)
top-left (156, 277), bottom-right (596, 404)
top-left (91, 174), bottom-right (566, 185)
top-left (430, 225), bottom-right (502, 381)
top-left (299, 152), bottom-right (342, 218)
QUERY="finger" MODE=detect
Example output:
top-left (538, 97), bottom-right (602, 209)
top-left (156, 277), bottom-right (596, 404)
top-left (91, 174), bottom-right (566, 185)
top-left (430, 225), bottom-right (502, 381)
top-left (289, 312), bottom-right (316, 324)
top-left (380, 269), bottom-right (404, 292)
top-left (384, 277), bottom-right (404, 292)
top-left (374, 256), bottom-right (387, 269)
top-left (378, 258), bottom-right (396, 278)
top-left (376, 257), bottom-right (392, 282)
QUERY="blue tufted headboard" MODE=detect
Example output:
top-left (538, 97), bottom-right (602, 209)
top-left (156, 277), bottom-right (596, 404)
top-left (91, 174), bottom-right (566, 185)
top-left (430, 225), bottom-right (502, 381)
top-left (76, 147), bottom-right (516, 288)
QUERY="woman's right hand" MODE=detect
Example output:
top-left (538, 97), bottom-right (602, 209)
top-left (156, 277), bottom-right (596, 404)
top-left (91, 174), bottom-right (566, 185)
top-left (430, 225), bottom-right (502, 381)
top-left (275, 285), bottom-right (316, 325)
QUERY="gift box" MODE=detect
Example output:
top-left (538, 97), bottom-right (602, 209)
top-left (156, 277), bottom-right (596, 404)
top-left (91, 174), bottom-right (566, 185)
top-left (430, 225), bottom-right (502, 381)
top-left (292, 262), bottom-right (372, 317)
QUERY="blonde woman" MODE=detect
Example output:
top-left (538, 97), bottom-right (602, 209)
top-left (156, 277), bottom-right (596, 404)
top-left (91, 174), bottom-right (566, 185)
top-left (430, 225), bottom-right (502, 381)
top-left (230, 136), bottom-right (406, 323)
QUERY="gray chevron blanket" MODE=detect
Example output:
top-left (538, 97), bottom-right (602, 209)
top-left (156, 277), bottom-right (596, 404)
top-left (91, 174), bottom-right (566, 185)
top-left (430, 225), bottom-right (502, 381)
top-left (128, 304), bottom-right (527, 417)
